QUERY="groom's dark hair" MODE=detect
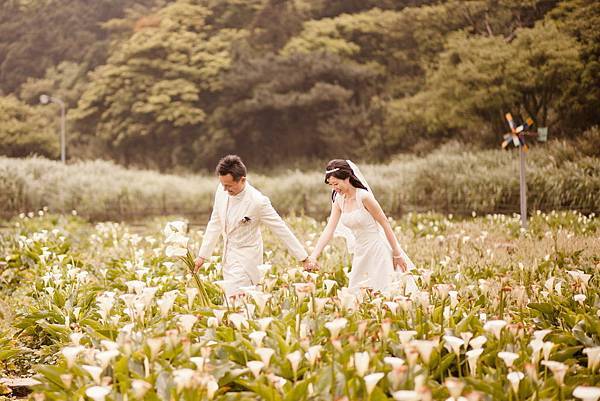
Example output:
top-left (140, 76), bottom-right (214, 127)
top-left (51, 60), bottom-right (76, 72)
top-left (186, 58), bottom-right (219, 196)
top-left (216, 155), bottom-right (247, 181)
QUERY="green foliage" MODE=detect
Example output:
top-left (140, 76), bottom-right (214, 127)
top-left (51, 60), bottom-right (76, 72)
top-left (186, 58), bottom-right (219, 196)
top-left (0, 210), bottom-right (598, 399)
top-left (549, 0), bottom-right (600, 130)
top-left (72, 2), bottom-right (247, 169)
top-left (0, 95), bottom-right (58, 158)
top-left (576, 126), bottom-right (600, 157)
top-left (1, 140), bottom-right (598, 221)
top-left (19, 62), bottom-right (89, 109)
top-left (282, 4), bottom-right (479, 96)
top-left (0, 0), bottom-right (156, 94)
top-left (203, 51), bottom-right (377, 167)
top-left (387, 21), bottom-right (582, 149)
top-left (0, 0), bottom-right (599, 167)
top-left (0, 156), bottom-right (215, 221)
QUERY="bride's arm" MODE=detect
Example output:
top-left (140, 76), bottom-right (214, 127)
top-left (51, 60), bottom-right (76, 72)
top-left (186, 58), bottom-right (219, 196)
top-left (361, 191), bottom-right (407, 271)
top-left (309, 201), bottom-right (342, 260)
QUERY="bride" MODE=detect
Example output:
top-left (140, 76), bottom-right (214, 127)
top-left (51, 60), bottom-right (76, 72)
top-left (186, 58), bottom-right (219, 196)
top-left (308, 159), bottom-right (417, 295)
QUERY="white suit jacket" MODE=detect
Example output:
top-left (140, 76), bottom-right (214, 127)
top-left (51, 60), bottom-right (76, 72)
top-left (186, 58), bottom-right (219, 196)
top-left (198, 183), bottom-right (308, 283)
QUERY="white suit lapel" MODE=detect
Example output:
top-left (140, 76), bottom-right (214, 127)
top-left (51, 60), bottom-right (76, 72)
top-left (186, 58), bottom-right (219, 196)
top-left (225, 183), bottom-right (255, 235)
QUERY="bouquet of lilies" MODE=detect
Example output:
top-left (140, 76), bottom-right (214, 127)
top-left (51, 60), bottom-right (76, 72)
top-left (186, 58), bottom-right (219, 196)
top-left (164, 221), bottom-right (213, 307)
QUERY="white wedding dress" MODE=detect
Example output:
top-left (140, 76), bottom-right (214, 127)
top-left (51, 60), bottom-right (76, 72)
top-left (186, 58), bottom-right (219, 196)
top-left (336, 188), bottom-right (418, 295)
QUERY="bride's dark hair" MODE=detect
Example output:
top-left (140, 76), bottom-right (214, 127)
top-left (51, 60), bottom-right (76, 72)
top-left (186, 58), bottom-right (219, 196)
top-left (324, 159), bottom-right (368, 201)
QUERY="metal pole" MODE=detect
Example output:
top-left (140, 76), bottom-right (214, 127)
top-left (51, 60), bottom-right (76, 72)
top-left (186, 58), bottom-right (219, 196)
top-left (40, 94), bottom-right (66, 163)
top-left (60, 101), bottom-right (66, 163)
top-left (519, 146), bottom-right (528, 229)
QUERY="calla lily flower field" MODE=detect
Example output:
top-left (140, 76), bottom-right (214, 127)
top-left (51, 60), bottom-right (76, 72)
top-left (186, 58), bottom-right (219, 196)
top-left (0, 211), bottom-right (598, 401)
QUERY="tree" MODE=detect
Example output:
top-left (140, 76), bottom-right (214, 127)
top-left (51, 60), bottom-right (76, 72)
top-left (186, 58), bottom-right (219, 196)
top-left (0, 95), bottom-right (58, 158)
top-left (202, 0), bottom-right (265, 30)
top-left (548, 0), bottom-right (600, 131)
top-left (299, 0), bottom-right (437, 19)
top-left (201, 51), bottom-right (377, 167)
top-left (509, 23), bottom-right (582, 129)
top-left (282, 8), bottom-right (426, 97)
top-left (71, 1), bottom-right (247, 170)
top-left (0, 0), bottom-right (157, 94)
top-left (246, 0), bottom-right (304, 51)
top-left (282, 3), bottom-right (511, 98)
top-left (19, 62), bottom-right (89, 108)
top-left (386, 22), bottom-right (582, 149)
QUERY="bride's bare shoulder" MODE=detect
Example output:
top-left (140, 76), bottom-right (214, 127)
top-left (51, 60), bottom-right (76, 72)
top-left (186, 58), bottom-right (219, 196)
top-left (357, 188), bottom-right (375, 201)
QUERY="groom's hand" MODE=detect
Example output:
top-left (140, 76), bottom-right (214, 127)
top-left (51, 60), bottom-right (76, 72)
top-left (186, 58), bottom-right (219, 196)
top-left (194, 256), bottom-right (205, 273)
top-left (302, 258), bottom-right (319, 272)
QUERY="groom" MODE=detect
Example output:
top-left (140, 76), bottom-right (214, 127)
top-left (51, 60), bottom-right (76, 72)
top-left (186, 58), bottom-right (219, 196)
top-left (194, 155), bottom-right (313, 298)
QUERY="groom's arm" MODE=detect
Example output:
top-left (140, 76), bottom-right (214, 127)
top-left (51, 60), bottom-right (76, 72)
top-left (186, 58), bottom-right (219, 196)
top-left (197, 190), bottom-right (223, 261)
top-left (258, 196), bottom-right (308, 262)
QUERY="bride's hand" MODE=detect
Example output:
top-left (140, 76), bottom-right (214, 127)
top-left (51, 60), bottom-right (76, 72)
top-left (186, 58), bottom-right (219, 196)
top-left (303, 257), bottom-right (319, 272)
top-left (393, 254), bottom-right (407, 272)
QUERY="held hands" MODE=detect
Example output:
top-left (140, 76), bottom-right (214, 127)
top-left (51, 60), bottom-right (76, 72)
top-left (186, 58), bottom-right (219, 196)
top-left (193, 256), bottom-right (205, 274)
top-left (302, 257), bottom-right (319, 272)
top-left (393, 253), bottom-right (408, 272)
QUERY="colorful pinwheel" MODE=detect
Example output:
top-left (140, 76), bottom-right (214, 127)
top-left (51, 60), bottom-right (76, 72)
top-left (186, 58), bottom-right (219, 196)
top-left (502, 113), bottom-right (535, 151)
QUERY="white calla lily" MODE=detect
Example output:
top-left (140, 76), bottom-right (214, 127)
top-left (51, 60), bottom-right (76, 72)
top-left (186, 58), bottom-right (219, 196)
top-left (177, 314), bottom-right (198, 334)
top-left (392, 390), bottom-right (420, 401)
top-left (131, 380), bottom-right (152, 399)
top-left (305, 345), bottom-right (322, 366)
top-left (411, 340), bottom-right (437, 364)
top-left (256, 317), bottom-right (274, 331)
top-left (324, 318), bottom-right (347, 339)
top-left (228, 313), bottom-right (249, 331)
top-left (584, 347), bottom-right (600, 371)
top-left (443, 335), bottom-right (464, 356)
top-left (483, 320), bottom-right (507, 339)
top-left (354, 351), bottom-right (370, 377)
top-left (364, 372), bottom-right (384, 395)
top-left (541, 360), bottom-right (568, 385)
top-left (287, 350), bottom-right (303, 376)
top-left (249, 331), bottom-right (267, 347)
top-left (255, 347), bottom-right (275, 367)
top-left (173, 368), bottom-right (195, 392)
top-left (507, 371), bottom-right (524, 393)
top-left (166, 245), bottom-right (187, 257)
top-left (498, 351), bottom-right (519, 368)
top-left (85, 385), bottom-right (111, 401)
top-left (573, 386), bottom-right (600, 401)
top-left (466, 348), bottom-right (483, 375)
top-left (82, 365), bottom-right (104, 384)
top-left (247, 360), bottom-right (264, 378)
top-left (384, 356), bottom-right (405, 370)
top-left (323, 279), bottom-right (337, 295)
top-left (469, 335), bottom-right (487, 349)
top-left (61, 346), bottom-right (84, 368)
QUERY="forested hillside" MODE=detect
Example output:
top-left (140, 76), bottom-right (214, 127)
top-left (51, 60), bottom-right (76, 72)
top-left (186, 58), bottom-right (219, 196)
top-left (1, 0), bottom-right (598, 170)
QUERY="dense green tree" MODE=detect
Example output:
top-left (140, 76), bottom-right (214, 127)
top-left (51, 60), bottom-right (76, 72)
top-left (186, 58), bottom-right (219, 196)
top-left (548, 0), bottom-right (600, 130)
top-left (281, 1), bottom-right (552, 97)
top-left (298, 0), bottom-right (437, 19)
top-left (0, 0), bottom-right (157, 94)
top-left (19, 62), bottom-right (89, 108)
top-left (202, 0), bottom-right (264, 30)
top-left (201, 51), bottom-right (377, 167)
top-left (0, 95), bottom-right (58, 158)
top-left (71, 1), bottom-right (246, 169)
top-left (246, 0), bottom-right (304, 51)
top-left (282, 7), bottom-right (445, 96)
top-left (0, 0), bottom-right (597, 168)
top-left (386, 21), bottom-right (582, 149)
